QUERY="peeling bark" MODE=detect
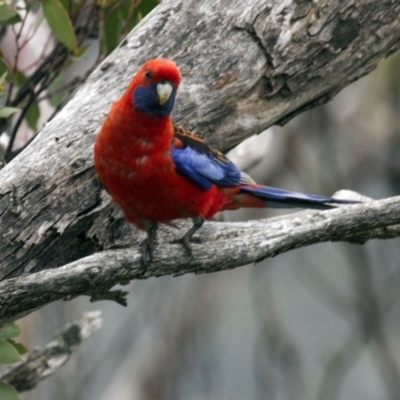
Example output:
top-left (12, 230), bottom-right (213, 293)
top-left (0, 0), bottom-right (399, 284)
top-left (1, 196), bottom-right (400, 326)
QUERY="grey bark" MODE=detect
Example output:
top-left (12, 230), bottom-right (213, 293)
top-left (1, 196), bottom-right (400, 326)
top-left (0, 311), bottom-right (102, 391)
top-left (0, 0), bottom-right (399, 313)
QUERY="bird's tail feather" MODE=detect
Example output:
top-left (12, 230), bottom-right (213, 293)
top-left (237, 185), bottom-right (359, 210)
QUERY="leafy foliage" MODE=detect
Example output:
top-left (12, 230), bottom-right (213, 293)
top-left (42, 0), bottom-right (79, 54)
top-left (0, 0), bottom-right (159, 161)
top-left (0, 381), bottom-right (20, 400)
top-left (0, 1), bottom-right (21, 25)
top-left (0, 322), bottom-right (26, 400)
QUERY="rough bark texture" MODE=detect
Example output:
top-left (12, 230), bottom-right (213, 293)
top-left (0, 1), bottom-right (399, 288)
top-left (1, 196), bottom-right (400, 326)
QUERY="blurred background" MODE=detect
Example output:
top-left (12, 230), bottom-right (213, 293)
top-left (1, 1), bottom-right (400, 400)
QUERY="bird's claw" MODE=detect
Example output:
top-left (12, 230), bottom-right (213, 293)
top-left (140, 220), bottom-right (158, 268)
top-left (172, 217), bottom-right (204, 259)
top-left (172, 236), bottom-right (193, 258)
top-left (172, 235), bottom-right (202, 259)
top-left (140, 238), bottom-right (155, 268)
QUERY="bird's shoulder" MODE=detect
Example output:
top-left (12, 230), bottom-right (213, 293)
top-left (170, 124), bottom-right (255, 188)
top-left (172, 124), bottom-right (229, 163)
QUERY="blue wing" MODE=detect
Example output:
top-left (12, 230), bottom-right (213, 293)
top-left (171, 126), bottom-right (359, 209)
top-left (171, 125), bottom-right (251, 190)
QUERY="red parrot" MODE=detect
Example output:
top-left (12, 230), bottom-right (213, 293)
top-left (94, 58), bottom-right (356, 264)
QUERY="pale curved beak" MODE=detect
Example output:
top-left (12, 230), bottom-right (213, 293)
top-left (156, 82), bottom-right (173, 105)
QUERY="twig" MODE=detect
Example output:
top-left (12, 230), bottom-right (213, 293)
top-left (6, 3), bottom-right (30, 106)
top-left (0, 311), bottom-right (102, 392)
top-left (5, 90), bottom-right (35, 156)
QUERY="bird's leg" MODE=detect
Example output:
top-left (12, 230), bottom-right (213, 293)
top-left (141, 220), bottom-right (158, 267)
top-left (173, 216), bottom-right (204, 257)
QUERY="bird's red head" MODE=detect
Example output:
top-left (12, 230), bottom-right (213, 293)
top-left (127, 58), bottom-right (181, 117)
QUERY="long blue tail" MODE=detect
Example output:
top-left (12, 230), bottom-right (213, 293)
top-left (239, 185), bottom-right (359, 210)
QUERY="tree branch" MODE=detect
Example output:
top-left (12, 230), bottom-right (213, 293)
top-left (0, 311), bottom-right (102, 391)
top-left (0, 1), bottom-right (399, 288)
top-left (1, 196), bottom-right (400, 325)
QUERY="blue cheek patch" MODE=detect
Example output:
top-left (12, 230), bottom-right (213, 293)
top-left (133, 85), bottom-right (157, 112)
top-left (133, 85), bottom-right (176, 117)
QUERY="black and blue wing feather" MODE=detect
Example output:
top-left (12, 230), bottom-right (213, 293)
top-left (171, 125), bottom-right (243, 189)
top-left (171, 125), bottom-right (358, 209)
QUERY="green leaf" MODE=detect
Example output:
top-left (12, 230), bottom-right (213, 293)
top-left (126, 0), bottom-right (159, 30)
top-left (6, 340), bottom-right (28, 355)
top-left (0, 63), bottom-right (10, 82)
top-left (101, 7), bottom-right (122, 54)
top-left (0, 323), bottom-right (20, 340)
top-left (59, 0), bottom-right (81, 14)
top-left (0, 69), bottom-right (8, 92)
top-left (58, 0), bottom-right (70, 11)
top-left (25, 103), bottom-right (40, 131)
top-left (0, 71), bottom-right (8, 84)
top-left (74, 44), bottom-right (89, 58)
top-left (14, 70), bottom-right (26, 86)
top-left (0, 380), bottom-right (20, 400)
top-left (0, 61), bottom-right (25, 86)
top-left (47, 74), bottom-right (64, 107)
top-left (42, 0), bottom-right (78, 53)
top-left (0, 339), bottom-right (21, 364)
top-left (0, 3), bottom-right (21, 25)
top-left (135, 0), bottom-right (159, 19)
top-left (0, 107), bottom-right (19, 118)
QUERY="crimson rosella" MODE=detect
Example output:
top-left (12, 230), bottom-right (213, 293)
top-left (94, 58), bottom-right (356, 265)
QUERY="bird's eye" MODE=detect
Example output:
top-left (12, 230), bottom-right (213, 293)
top-left (144, 70), bottom-right (151, 79)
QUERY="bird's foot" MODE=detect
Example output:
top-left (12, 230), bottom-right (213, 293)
top-left (140, 220), bottom-right (158, 268)
top-left (172, 217), bottom-right (205, 259)
top-left (140, 237), bottom-right (155, 268)
top-left (172, 235), bottom-right (194, 259)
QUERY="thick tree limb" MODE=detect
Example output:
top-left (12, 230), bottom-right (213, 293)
top-left (0, 0), bottom-right (399, 280)
top-left (0, 311), bottom-right (102, 391)
top-left (1, 196), bottom-right (400, 326)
